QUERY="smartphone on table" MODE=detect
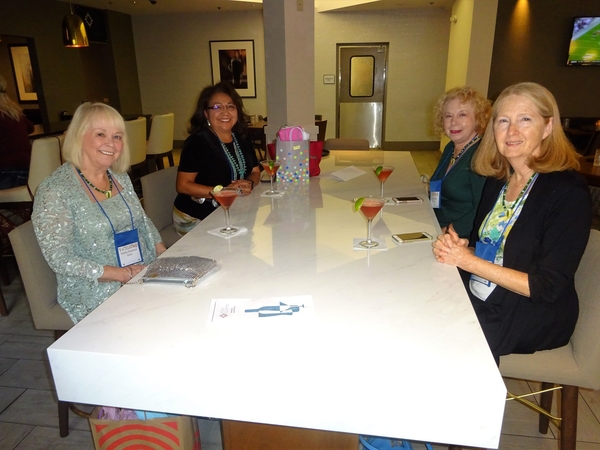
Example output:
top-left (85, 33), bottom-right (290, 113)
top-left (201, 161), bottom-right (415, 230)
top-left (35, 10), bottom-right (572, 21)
top-left (392, 196), bottom-right (423, 204)
top-left (392, 232), bottom-right (433, 244)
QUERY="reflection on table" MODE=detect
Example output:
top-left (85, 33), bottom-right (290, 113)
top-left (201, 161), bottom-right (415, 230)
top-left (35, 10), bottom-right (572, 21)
top-left (47, 150), bottom-right (506, 449)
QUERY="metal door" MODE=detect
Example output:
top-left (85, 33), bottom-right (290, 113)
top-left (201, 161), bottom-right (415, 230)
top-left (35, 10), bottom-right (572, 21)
top-left (337, 44), bottom-right (388, 148)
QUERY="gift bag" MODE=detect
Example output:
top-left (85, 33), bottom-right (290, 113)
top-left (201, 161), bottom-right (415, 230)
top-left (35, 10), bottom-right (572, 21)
top-left (275, 139), bottom-right (310, 182)
top-left (267, 140), bottom-right (321, 177)
top-left (89, 407), bottom-right (201, 450)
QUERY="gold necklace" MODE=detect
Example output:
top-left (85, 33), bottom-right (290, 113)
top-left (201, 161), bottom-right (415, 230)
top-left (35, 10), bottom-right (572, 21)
top-left (77, 168), bottom-right (113, 198)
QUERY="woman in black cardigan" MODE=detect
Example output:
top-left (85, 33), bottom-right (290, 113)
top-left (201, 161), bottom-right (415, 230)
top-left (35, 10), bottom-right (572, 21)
top-left (432, 82), bottom-right (592, 362)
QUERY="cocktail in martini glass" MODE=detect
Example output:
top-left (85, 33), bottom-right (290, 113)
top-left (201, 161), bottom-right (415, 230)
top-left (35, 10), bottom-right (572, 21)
top-left (373, 165), bottom-right (395, 197)
top-left (211, 186), bottom-right (239, 235)
top-left (354, 196), bottom-right (386, 248)
top-left (260, 159), bottom-right (282, 195)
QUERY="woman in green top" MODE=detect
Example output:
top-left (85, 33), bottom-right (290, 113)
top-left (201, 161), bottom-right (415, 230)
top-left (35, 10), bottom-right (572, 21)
top-left (429, 86), bottom-right (491, 238)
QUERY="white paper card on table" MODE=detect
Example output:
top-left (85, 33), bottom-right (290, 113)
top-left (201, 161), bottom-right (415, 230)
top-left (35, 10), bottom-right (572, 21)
top-left (208, 226), bottom-right (248, 239)
top-left (208, 295), bottom-right (314, 324)
top-left (329, 166), bottom-right (366, 182)
top-left (352, 237), bottom-right (387, 251)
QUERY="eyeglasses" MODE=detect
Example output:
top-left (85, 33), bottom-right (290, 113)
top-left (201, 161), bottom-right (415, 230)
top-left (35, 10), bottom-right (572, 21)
top-left (206, 103), bottom-right (237, 112)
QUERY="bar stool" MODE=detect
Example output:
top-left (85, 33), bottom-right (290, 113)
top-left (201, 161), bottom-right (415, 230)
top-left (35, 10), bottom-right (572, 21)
top-left (146, 113), bottom-right (175, 172)
top-left (125, 117), bottom-right (148, 197)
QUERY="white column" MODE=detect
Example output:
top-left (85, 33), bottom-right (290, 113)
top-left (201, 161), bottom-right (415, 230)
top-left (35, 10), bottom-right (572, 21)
top-left (263, 0), bottom-right (318, 145)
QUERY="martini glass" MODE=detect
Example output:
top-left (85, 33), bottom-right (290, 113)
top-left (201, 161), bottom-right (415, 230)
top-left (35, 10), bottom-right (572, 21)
top-left (260, 159), bottom-right (282, 195)
top-left (373, 165), bottom-right (395, 197)
top-left (358, 196), bottom-right (386, 249)
top-left (211, 187), bottom-right (239, 235)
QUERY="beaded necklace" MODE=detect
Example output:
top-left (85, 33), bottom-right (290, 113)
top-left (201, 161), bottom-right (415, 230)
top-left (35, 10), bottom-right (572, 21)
top-left (218, 133), bottom-right (246, 180)
top-left (77, 168), bottom-right (113, 198)
top-left (501, 172), bottom-right (536, 216)
top-left (449, 134), bottom-right (481, 167)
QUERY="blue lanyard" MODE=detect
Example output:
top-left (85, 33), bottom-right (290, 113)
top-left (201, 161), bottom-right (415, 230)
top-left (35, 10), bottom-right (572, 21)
top-left (78, 170), bottom-right (135, 234)
top-left (480, 173), bottom-right (538, 247)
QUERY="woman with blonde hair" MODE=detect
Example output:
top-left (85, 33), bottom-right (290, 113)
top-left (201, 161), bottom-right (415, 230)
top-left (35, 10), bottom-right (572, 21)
top-left (33, 102), bottom-right (166, 323)
top-left (433, 82), bottom-right (591, 362)
top-left (429, 86), bottom-right (491, 238)
top-left (0, 75), bottom-right (34, 189)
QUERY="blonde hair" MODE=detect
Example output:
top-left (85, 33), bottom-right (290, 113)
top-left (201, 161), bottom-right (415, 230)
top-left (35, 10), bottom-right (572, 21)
top-left (0, 75), bottom-right (24, 121)
top-left (433, 86), bottom-right (492, 137)
top-left (62, 102), bottom-right (130, 173)
top-left (473, 82), bottom-right (580, 180)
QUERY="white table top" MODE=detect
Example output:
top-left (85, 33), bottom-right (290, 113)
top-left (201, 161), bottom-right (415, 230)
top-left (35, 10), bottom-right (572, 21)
top-left (48, 150), bottom-right (506, 448)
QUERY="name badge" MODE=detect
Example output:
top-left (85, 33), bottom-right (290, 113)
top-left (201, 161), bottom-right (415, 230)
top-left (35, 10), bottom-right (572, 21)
top-left (429, 179), bottom-right (442, 209)
top-left (470, 240), bottom-right (500, 287)
top-left (114, 228), bottom-right (143, 267)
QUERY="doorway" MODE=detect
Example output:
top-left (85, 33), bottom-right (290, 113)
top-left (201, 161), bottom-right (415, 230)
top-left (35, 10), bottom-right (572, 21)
top-left (337, 44), bottom-right (388, 148)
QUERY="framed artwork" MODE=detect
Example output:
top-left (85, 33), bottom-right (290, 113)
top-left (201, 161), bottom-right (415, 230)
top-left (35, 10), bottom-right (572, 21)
top-left (209, 40), bottom-right (256, 98)
top-left (9, 45), bottom-right (37, 103)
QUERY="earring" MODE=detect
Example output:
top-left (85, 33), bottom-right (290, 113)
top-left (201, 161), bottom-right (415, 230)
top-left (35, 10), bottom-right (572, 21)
top-left (207, 119), bottom-right (211, 127)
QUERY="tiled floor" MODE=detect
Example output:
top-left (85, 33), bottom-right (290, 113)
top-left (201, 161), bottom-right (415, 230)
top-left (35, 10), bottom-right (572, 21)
top-left (0, 150), bottom-right (599, 449)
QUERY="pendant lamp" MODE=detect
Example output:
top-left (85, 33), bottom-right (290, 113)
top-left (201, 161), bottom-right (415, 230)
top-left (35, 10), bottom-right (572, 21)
top-left (62, 1), bottom-right (89, 48)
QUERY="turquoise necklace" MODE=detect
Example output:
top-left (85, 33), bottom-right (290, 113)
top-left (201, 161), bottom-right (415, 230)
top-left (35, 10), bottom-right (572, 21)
top-left (219, 133), bottom-right (246, 180)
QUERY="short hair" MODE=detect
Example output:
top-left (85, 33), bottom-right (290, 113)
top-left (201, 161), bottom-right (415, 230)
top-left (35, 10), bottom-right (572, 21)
top-left (62, 102), bottom-right (130, 174)
top-left (433, 86), bottom-right (491, 137)
top-left (472, 82), bottom-right (579, 180)
top-left (188, 81), bottom-right (248, 137)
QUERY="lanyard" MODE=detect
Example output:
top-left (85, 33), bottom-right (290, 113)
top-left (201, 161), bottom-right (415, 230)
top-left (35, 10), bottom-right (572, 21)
top-left (78, 170), bottom-right (135, 234)
top-left (479, 173), bottom-right (538, 247)
top-left (431, 134), bottom-right (481, 181)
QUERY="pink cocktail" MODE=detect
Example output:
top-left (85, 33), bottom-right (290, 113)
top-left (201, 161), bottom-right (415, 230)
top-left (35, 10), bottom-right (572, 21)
top-left (213, 189), bottom-right (237, 210)
top-left (358, 196), bottom-right (386, 249)
top-left (260, 160), bottom-right (282, 195)
top-left (360, 199), bottom-right (385, 220)
top-left (373, 165), bottom-right (395, 197)
top-left (211, 187), bottom-right (239, 235)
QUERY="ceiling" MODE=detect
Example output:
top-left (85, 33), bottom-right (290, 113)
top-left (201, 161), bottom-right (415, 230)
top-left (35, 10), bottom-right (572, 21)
top-left (58, 0), bottom-right (453, 16)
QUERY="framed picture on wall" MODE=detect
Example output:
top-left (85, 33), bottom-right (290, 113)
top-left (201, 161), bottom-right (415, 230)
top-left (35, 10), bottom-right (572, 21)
top-left (9, 45), bottom-right (38, 103)
top-left (209, 40), bottom-right (256, 98)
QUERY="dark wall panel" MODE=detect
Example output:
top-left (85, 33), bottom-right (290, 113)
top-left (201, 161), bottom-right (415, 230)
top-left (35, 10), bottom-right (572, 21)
top-left (490, 0), bottom-right (600, 117)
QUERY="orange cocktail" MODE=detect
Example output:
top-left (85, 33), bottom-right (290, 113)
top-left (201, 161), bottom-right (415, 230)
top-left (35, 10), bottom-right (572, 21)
top-left (211, 187), bottom-right (239, 235)
top-left (260, 160), bottom-right (282, 196)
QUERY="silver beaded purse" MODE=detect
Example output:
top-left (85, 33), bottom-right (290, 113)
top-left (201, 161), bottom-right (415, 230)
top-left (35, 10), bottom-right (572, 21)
top-left (141, 256), bottom-right (218, 288)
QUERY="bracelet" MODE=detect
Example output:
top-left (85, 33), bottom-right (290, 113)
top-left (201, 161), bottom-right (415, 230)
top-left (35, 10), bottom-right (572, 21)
top-left (126, 267), bottom-right (133, 279)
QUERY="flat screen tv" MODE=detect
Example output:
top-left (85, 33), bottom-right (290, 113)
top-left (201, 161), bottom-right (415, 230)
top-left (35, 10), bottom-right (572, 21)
top-left (567, 17), bottom-right (600, 65)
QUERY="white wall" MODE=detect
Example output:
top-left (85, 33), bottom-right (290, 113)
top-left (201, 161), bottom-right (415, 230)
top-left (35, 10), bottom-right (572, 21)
top-left (133, 7), bottom-right (450, 143)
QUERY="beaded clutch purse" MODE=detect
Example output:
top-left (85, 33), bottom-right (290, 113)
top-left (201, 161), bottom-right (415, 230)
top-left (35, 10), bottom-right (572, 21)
top-left (141, 256), bottom-right (218, 288)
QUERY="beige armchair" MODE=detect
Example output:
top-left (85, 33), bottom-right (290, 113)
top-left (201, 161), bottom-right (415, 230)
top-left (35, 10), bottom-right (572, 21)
top-left (8, 220), bottom-right (74, 436)
top-left (140, 165), bottom-right (180, 247)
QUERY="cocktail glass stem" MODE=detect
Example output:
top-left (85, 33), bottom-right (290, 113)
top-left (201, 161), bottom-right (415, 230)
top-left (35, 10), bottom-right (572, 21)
top-left (380, 182), bottom-right (384, 197)
top-left (224, 209), bottom-right (233, 233)
top-left (269, 174), bottom-right (275, 194)
top-left (366, 218), bottom-right (374, 245)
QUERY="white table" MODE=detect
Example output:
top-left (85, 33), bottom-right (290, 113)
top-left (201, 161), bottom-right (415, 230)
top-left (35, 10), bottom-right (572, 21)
top-left (48, 150), bottom-right (506, 449)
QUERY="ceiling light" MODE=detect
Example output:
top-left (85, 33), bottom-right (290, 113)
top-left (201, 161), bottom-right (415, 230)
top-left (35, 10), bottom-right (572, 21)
top-left (62, 1), bottom-right (89, 48)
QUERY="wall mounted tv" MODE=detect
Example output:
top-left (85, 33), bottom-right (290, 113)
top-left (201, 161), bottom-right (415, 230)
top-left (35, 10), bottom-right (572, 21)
top-left (567, 17), bottom-right (600, 65)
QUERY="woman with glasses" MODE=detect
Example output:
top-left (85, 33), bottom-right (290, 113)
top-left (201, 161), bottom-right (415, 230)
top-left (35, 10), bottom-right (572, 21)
top-left (173, 81), bottom-right (260, 236)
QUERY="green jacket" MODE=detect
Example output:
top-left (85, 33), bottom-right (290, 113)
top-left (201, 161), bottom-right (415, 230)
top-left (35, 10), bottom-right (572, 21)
top-left (430, 140), bottom-right (486, 238)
